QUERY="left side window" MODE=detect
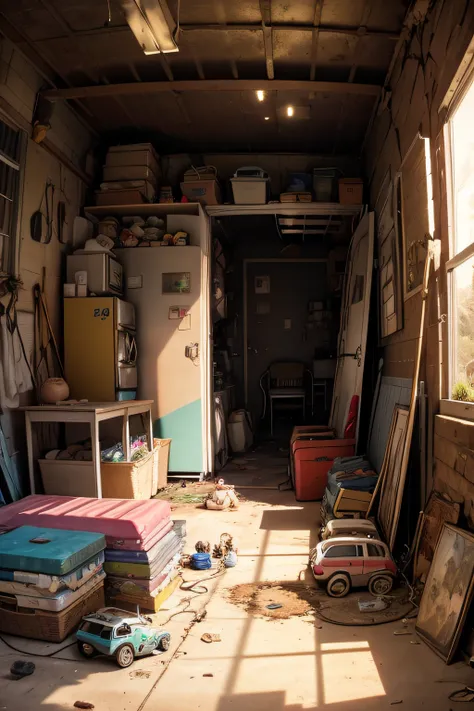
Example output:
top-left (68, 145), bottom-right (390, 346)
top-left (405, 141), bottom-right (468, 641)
top-left (0, 117), bottom-right (25, 272)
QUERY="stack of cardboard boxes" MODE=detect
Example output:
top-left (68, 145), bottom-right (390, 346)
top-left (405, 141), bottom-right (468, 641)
top-left (95, 143), bottom-right (160, 205)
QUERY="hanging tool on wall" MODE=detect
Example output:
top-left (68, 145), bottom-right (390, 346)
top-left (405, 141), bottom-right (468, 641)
top-left (33, 282), bottom-right (64, 400)
top-left (57, 164), bottom-right (71, 245)
top-left (30, 180), bottom-right (54, 244)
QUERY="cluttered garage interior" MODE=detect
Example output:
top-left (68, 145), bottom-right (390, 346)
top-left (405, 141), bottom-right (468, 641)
top-left (1, 1), bottom-right (474, 709)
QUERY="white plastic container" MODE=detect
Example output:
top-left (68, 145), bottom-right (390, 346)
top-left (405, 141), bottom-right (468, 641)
top-left (227, 410), bottom-right (253, 453)
top-left (231, 167), bottom-right (269, 204)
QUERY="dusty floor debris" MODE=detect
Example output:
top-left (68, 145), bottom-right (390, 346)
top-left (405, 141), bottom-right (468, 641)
top-left (315, 585), bottom-right (415, 626)
top-left (10, 660), bottom-right (35, 679)
top-left (227, 581), bottom-right (319, 619)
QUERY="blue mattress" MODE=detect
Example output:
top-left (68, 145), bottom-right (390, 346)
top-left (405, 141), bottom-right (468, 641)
top-left (104, 531), bottom-right (179, 564)
top-left (0, 551), bottom-right (105, 595)
top-left (0, 526), bottom-right (106, 575)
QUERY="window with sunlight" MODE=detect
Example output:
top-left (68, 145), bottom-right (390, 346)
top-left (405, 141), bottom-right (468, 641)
top-left (447, 77), bottom-right (474, 400)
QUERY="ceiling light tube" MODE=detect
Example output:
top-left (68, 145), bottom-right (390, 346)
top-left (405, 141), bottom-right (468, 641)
top-left (122, 0), bottom-right (179, 54)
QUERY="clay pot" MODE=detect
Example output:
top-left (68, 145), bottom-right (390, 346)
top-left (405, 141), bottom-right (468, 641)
top-left (41, 378), bottom-right (70, 403)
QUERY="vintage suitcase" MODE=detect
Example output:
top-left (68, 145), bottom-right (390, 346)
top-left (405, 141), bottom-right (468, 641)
top-left (292, 438), bottom-right (355, 501)
top-left (0, 580), bottom-right (105, 642)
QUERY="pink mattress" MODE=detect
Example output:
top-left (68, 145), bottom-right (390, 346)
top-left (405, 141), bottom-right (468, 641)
top-left (0, 496), bottom-right (171, 551)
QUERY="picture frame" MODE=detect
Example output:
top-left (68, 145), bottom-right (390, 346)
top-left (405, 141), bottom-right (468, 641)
top-left (377, 405), bottom-right (409, 546)
top-left (416, 523), bottom-right (474, 663)
top-left (398, 137), bottom-right (431, 301)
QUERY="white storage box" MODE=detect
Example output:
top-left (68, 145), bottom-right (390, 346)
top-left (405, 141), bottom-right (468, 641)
top-left (231, 166), bottom-right (270, 204)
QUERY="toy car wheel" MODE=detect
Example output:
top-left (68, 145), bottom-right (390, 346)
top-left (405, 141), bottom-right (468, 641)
top-left (327, 572), bottom-right (351, 598)
top-left (116, 644), bottom-right (135, 668)
top-left (158, 634), bottom-right (171, 652)
top-left (77, 641), bottom-right (99, 659)
top-left (368, 573), bottom-right (393, 596)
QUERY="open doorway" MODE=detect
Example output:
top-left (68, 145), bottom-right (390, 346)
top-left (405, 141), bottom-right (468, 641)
top-left (210, 210), bottom-right (355, 461)
top-left (244, 258), bottom-right (329, 434)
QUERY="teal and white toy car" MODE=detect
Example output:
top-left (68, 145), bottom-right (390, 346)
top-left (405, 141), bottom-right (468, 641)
top-left (76, 607), bottom-right (171, 668)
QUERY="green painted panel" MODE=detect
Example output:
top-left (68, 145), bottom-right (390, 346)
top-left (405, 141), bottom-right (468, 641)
top-left (154, 399), bottom-right (203, 473)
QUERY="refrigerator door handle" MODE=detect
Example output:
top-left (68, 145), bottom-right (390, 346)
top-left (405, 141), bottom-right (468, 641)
top-left (129, 336), bottom-right (137, 365)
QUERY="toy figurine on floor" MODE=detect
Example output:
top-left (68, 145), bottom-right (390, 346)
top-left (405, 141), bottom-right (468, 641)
top-left (213, 533), bottom-right (238, 568)
top-left (205, 479), bottom-right (240, 510)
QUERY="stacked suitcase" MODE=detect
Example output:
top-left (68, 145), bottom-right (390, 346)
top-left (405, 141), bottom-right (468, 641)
top-left (320, 456), bottom-right (379, 526)
top-left (0, 495), bottom-right (184, 615)
top-left (290, 426), bottom-right (355, 501)
top-left (0, 525), bottom-right (106, 642)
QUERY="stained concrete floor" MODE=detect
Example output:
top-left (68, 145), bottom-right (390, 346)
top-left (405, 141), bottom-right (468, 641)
top-left (0, 444), bottom-right (472, 710)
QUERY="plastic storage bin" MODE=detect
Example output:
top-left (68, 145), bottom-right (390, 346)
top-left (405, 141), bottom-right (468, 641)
top-left (231, 167), bottom-right (270, 204)
top-left (313, 168), bottom-right (338, 201)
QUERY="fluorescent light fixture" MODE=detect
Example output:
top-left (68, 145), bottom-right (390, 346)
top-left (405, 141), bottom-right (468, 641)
top-left (122, 0), bottom-right (179, 54)
top-left (287, 105), bottom-right (294, 117)
top-left (256, 90), bottom-right (265, 102)
top-left (264, 116), bottom-right (270, 121)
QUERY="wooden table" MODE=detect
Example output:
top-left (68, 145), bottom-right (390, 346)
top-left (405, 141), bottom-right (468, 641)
top-left (22, 401), bottom-right (154, 498)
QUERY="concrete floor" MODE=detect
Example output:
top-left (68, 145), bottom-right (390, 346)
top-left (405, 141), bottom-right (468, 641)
top-left (0, 446), bottom-right (472, 710)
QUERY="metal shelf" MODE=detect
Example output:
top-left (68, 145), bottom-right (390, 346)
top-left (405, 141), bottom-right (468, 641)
top-left (206, 202), bottom-right (364, 217)
top-left (84, 203), bottom-right (204, 218)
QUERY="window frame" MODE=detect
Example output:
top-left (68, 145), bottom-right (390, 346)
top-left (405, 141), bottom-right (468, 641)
top-left (0, 111), bottom-right (27, 274)
top-left (441, 45), bottom-right (474, 419)
top-left (324, 544), bottom-right (358, 559)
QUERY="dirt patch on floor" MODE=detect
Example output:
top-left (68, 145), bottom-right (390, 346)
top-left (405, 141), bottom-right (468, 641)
top-left (226, 581), bottom-right (321, 619)
top-left (227, 581), bottom-right (416, 625)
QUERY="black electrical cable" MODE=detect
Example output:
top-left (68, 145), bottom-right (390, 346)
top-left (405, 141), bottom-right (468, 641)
top-left (0, 568), bottom-right (226, 661)
top-left (0, 633), bottom-right (79, 661)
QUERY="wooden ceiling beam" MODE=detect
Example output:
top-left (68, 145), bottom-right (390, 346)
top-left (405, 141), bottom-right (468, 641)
top-left (37, 23), bottom-right (400, 40)
top-left (259, 0), bottom-right (274, 81)
top-left (42, 79), bottom-right (382, 100)
top-left (310, 1), bottom-right (324, 82)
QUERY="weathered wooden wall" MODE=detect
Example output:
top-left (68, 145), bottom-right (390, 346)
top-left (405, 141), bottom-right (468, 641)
top-left (434, 415), bottom-right (474, 527)
top-left (0, 35), bottom-right (95, 496)
top-left (365, 0), bottom-right (474, 508)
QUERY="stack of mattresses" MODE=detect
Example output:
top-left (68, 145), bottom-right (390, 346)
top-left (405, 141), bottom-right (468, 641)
top-left (0, 525), bottom-right (106, 642)
top-left (0, 495), bottom-right (183, 614)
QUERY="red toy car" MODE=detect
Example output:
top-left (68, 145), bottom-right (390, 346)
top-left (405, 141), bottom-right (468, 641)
top-left (309, 537), bottom-right (397, 597)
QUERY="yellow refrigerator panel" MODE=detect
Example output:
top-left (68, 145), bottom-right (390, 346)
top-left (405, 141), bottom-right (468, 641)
top-left (64, 297), bottom-right (116, 401)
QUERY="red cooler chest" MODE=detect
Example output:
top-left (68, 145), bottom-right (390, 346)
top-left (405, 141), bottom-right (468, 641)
top-left (292, 437), bottom-right (355, 501)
